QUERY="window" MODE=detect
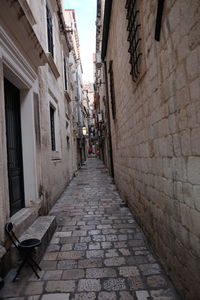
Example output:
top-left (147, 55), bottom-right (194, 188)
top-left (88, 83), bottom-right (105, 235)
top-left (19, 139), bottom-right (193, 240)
top-left (108, 60), bottom-right (116, 120)
top-left (33, 93), bottom-right (41, 148)
top-left (50, 105), bottom-right (56, 151)
top-left (155, 0), bottom-right (165, 41)
top-left (64, 58), bottom-right (68, 90)
top-left (46, 4), bottom-right (54, 57)
top-left (125, 0), bottom-right (142, 82)
top-left (49, 92), bottom-right (61, 159)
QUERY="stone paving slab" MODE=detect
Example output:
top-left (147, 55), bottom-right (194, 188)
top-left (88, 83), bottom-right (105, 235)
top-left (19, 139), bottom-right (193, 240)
top-left (0, 158), bottom-right (181, 299)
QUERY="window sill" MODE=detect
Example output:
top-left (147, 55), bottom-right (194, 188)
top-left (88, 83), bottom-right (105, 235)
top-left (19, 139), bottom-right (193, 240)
top-left (51, 158), bottom-right (61, 162)
top-left (46, 52), bottom-right (60, 79)
top-left (51, 151), bottom-right (61, 161)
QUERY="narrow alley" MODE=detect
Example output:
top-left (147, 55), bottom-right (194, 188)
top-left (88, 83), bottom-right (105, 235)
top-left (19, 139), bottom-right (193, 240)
top-left (0, 158), bottom-right (180, 300)
top-left (0, 0), bottom-right (199, 298)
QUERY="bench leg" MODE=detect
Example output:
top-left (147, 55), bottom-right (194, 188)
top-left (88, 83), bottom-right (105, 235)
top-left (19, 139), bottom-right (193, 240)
top-left (28, 256), bottom-right (42, 271)
top-left (13, 259), bottom-right (26, 282)
top-left (28, 262), bottom-right (40, 279)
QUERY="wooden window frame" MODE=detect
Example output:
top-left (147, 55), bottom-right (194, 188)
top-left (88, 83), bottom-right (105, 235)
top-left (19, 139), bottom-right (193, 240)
top-left (64, 57), bottom-right (68, 91)
top-left (108, 60), bottom-right (116, 120)
top-left (46, 4), bottom-right (54, 57)
top-left (50, 104), bottom-right (56, 151)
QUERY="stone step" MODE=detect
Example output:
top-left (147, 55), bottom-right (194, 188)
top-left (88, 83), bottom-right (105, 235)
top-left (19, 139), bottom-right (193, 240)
top-left (19, 216), bottom-right (57, 263)
top-left (1, 215), bottom-right (57, 277)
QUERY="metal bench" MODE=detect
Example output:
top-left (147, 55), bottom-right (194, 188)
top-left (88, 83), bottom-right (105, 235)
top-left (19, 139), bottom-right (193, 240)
top-left (5, 222), bottom-right (41, 282)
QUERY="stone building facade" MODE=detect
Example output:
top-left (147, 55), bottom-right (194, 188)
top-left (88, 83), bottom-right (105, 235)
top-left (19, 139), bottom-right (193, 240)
top-left (83, 82), bottom-right (95, 151)
top-left (63, 9), bottom-right (87, 167)
top-left (96, 0), bottom-right (200, 298)
top-left (0, 0), bottom-right (85, 275)
top-left (94, 0), bottom-right (114, 169)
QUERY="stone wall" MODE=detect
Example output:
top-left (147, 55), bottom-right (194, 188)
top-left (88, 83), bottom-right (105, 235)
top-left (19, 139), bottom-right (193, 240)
top-left (104, 0), bottom-right (200, 298)
top-left (0, 0), bottom-right (76, 249)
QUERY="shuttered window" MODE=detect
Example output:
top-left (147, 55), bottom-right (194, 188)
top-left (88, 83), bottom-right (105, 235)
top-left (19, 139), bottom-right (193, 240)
top-left (64, 58), bottom-right (68, 90)
top-left (50, 105), bottom-right (56, 151)
top-left (46, 4), bottom-right (54, 57)
top-left (33, 93), bottom-right (41, 149)
top-left (108, 60), bottom-right (116, 120)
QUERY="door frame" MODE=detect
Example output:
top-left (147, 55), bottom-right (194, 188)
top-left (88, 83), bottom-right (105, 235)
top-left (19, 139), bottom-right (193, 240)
top-left (4, 79), bottom-right (25, 216)
top-left (0, 27), bottom-right (39, 233)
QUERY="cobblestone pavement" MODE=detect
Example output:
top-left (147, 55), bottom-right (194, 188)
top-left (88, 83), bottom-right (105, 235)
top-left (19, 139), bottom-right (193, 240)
top-left (0, 158), bottom-right (181, 299)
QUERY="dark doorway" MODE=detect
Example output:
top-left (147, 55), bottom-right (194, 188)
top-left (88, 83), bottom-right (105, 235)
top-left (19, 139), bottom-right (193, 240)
top-left (4, 79), bottom-right (25, 216)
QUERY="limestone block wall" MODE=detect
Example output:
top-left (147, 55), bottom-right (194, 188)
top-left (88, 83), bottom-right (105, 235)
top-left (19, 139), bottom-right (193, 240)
top-left (105, 0), bottom-right (200, 298)
top-left (0, 0), bottom-right (75, 243)
top-left (37, 63), bottom-right (74, 214)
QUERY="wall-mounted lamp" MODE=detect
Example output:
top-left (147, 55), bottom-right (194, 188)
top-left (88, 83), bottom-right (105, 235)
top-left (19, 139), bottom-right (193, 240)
top-left (82, 126), bottom-right (87, 136)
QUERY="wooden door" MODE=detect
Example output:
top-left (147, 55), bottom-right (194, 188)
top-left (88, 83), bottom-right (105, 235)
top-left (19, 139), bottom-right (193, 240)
top-left (4, 79), bottom-right (25, 216)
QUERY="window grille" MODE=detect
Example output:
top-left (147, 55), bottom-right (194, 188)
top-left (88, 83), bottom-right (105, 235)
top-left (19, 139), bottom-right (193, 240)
top-left (46, 5), bottom-right (54, 57)
top-left (125, 0), bottom-right (142, 82)
top-left (50, 105), bottom-right (56, 151)
top-left (108, 61), bottom-right (116, 120)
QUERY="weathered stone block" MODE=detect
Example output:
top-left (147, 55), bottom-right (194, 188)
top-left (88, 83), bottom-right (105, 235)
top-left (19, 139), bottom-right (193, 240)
top-left (42, 294), bottom-right (70, 300)
top-left (119, 266), bottom-right (139, 277)
top-left (77, 279), bottom-right (101, 292)
top-left (104, 257), bottom-right (125, 267)
top-left (186, 48), bottom-right (199, 80)
top-left (187, 157), bottom-right (200, 184)
top-left (180, 129), bottom-right (191, 156)
top-left (193, 185), bottom-right (200, 212)
top-left (57, 251), bottom-right (85, 260)
top-left (191, 128), bottom-right (200, 155)
top-left (135, 290), bottom-right (150, 300)
top-left (98, 291), bottom-right (117, 300)
top-left (103, 278), bottom-right (126, 291)
top-left (62, 269), bottom-right (85, 280)
top-left (86, 267), bottom-right (117, 278)
top-left (45, 280), bottom-right (75, 293)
